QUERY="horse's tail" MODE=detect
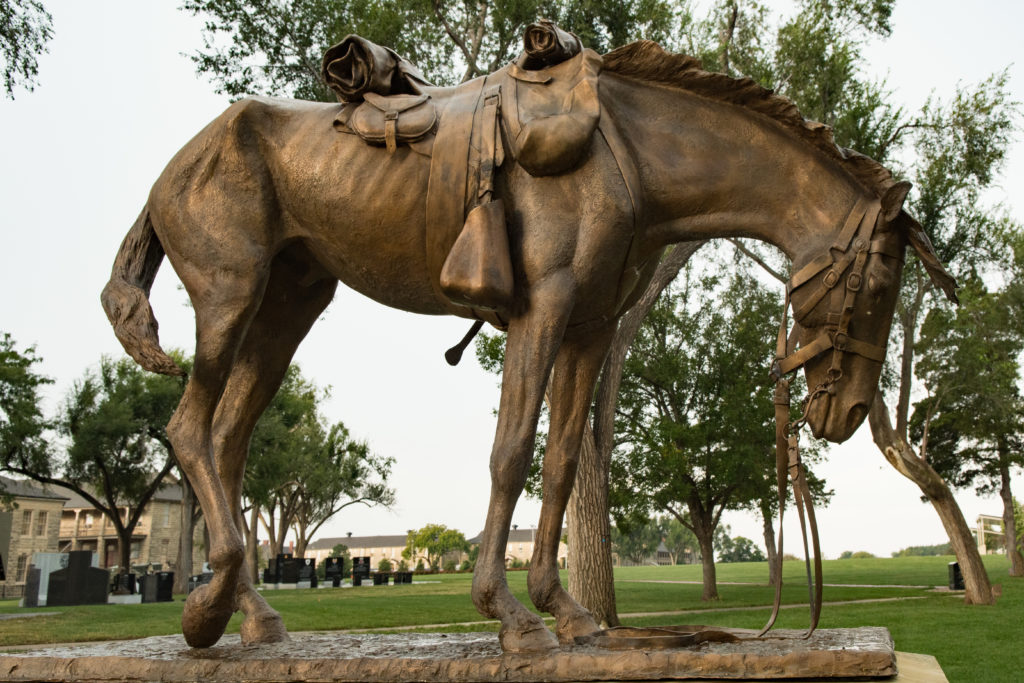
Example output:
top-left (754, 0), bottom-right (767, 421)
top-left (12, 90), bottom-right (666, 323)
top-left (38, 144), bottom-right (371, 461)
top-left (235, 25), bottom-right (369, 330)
top-left (100, 206), bottom-right (185, 377)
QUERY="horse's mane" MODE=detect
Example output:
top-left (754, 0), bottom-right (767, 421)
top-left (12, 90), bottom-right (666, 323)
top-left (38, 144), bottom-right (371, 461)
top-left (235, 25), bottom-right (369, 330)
top-left (602, 41), bottom-right (897, 198)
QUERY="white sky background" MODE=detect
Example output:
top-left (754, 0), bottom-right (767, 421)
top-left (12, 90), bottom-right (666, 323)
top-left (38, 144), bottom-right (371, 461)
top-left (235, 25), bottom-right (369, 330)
top-left (1, 0), bottom-right (1021, 559)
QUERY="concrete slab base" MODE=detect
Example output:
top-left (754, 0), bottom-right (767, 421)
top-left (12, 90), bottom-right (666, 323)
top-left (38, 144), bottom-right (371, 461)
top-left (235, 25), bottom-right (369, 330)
top-left (105, 594), bottom-right (142, 605)
top-left (0, 627), bottom-right (931, 682)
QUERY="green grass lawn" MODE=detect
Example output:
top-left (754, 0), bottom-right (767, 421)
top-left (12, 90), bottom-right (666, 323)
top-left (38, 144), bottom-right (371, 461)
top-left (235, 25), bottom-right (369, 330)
top-left (1, 556), bottom-right (1018, 682)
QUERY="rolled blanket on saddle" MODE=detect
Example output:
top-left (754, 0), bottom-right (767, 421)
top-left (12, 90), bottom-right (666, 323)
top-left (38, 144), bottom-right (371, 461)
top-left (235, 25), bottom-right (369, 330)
top-left (520, 20), bottom-right (582, 69)
top-left (322, 35), bottom-right (431, 102)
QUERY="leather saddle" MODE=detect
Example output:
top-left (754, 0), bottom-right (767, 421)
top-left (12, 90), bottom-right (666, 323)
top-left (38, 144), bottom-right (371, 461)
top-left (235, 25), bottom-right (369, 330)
top-left (323, 35), bottom-right (438, 155)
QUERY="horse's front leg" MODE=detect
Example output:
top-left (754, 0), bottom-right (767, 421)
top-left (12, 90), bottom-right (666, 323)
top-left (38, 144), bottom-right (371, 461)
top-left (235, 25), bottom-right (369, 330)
top-left (528, 324), bottom-right (614, 643)
top-left (471, 271), bottom-right (575, 653)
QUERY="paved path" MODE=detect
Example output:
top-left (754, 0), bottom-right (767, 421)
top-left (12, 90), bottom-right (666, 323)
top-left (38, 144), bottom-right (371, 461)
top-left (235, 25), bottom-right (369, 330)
top-left (619, 579), bottom-right (933, 589)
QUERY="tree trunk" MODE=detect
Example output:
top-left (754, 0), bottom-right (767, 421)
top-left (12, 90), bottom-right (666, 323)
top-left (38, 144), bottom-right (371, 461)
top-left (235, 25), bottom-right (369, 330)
top-left (174, 475), bottom-right (197, 593)
top-left (246, 504), bottom-right (260, 584)
top-left (868, 395), bottom-right (994, 604)
top-left (566, 242), bottom-right (704, 623)
top-left (694, 521), bottom-right (719, 601)
top-left (998, 456), bottom-right (1024, 577)
top-left (760, 502), bottom-right (779, 586)
top-left (566, 423), bottom-right (619, 627)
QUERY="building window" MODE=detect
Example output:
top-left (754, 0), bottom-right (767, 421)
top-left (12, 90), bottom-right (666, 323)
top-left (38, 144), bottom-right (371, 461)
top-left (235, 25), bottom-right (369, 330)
top-left (162, 503), bottom-right (171, 527)
top-left (161, 538), bottom-right (170, 561)
top-left (15, 554), bottom-right (28, 582)
top-left (34, 510), bottom-right (47, 537)
top-left (84, 513), bottom-right (94, 528)
top-left (131, 540), bottom-right (142, 562)
top-left (21, 510), bottom-right (32, 535)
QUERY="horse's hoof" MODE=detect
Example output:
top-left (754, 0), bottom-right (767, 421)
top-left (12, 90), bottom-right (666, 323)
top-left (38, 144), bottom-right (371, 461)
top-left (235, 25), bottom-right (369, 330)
top-left (240, 608), bottom-right (290, 645)
top-left (499, 623), bottom-right (560, 653)
top-left (555, 611), bottom-right (600, 645)
top-left (182, 585), bottom-right (234, 648)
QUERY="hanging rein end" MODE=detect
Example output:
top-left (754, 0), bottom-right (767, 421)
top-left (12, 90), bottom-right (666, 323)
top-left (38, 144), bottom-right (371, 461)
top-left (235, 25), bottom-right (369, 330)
top-left (444, 320), bottom-right (485, 366)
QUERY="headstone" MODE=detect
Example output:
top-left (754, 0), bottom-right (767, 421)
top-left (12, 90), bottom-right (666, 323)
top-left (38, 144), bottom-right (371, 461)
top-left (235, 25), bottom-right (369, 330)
top-left (111, 572), bottom-right (137, 595)
top-left (274, 553), bottom-right (293, 579)
top-left (397, 571), bottom-right (413, 584)
top-left (372, 572), bottom-right (389, 586)
top-left (140, 572), bottom-right (175, 603)
top-left (27, 553), bottom-right (68, 606)
top-left (948, 561), bottom-right (965, 590)
top-left (46, 551), bottom-right (108, 606)
top-left (262, 567), bottom-right (277, 585)
top-left (352, 556), bottom-right (371, 582)
top-left (278, 557), bottom-right (300, 584)
top-left (297, 558), bottom-right (317, 588)
top-left (22, 567), bottom-right (41, 607)
top-left (323, 557), bottom-right (344, 587)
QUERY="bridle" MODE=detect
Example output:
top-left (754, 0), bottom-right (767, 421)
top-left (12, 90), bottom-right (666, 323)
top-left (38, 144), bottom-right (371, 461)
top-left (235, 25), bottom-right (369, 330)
top-left (760, 195), bottom-right (901, 638)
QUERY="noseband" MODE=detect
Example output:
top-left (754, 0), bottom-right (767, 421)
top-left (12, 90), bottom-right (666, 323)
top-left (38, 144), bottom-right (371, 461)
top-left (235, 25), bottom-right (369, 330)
top-left (760, 196), bottom-right (896, 639)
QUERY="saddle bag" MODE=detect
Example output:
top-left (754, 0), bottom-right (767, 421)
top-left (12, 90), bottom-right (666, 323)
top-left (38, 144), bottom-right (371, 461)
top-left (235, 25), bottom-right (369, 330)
top-left (338, 92), bottom-right (438, 154)
top-left (507, 46), bottom-right (602, 177)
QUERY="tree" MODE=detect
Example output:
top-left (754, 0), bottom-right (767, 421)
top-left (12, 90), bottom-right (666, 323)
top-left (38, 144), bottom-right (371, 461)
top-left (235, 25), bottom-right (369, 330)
top-left (182, 0), bottom-right (679, 97)
top-left (716, 533), bottom-right (766, 563)
top-left (1, 0), bottom-right (53, 98)
top-left (911, 269), bottom-right (1024, 576)
top-left (0, 333), bottom-right (52, 500)
top-left (403, 523), bottom-right (469, 571)
top-left (609, 520), bottom-right (661, 566)
top-left (658, 515), bottom-right (697, 565)
top-left (612, 261), bottom-right (783, 600)
top-left (4, 356), bottom-right (185, 577)
top-left (866, 72), bottom-right (1019, 604)
top-left (246, 365), bottom-right (395, 560)
top-left (288, 421), bottom-right (396, 557)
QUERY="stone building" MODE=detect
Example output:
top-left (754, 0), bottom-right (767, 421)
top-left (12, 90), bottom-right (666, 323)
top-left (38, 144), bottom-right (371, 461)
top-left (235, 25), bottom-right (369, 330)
top-left (0, 476), bottom-right (68, 598)
top-left (1, 476), bottom-right (206, 597)
top-left (57, 484), bottom-right (190, 571)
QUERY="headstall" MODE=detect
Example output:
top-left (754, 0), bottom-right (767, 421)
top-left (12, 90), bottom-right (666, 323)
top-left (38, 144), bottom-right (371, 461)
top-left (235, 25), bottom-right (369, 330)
top-left (760, 195), bottom-right (899, 638)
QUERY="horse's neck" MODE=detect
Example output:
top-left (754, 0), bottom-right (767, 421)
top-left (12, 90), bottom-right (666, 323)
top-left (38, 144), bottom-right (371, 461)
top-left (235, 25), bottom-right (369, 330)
top-left (602, 74), bottom-right (864, 265)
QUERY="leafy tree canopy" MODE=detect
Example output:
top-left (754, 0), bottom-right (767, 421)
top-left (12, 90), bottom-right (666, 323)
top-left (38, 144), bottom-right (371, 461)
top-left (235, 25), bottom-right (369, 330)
top-left (1, 0), bottom-right (53, 98)
top-left (403, 523), bottom-right (469, 570)
top-left (182, 0), bottom-right (681, 99)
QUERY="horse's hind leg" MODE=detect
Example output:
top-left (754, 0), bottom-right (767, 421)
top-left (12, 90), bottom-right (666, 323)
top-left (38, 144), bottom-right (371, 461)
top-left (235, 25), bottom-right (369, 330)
top-left (168, 261), bottom-right (270, 648)
top-left (528, 325), bottom-right (613, 643)
top-left (210, 252), bottom-right (337, 644)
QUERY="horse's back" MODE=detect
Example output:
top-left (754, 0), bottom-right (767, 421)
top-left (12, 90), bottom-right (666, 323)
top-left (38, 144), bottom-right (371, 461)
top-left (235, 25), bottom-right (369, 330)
top-left (148, 95), bottom-right (448, 315)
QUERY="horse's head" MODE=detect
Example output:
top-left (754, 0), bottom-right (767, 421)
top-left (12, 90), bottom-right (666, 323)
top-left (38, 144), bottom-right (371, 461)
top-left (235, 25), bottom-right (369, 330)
top-left (783, 182), bottom-right (958, 443)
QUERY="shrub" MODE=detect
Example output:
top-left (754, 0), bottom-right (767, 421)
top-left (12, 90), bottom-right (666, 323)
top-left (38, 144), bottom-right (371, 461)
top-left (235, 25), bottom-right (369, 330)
top-left (378, 558), bottom-right (393, 573)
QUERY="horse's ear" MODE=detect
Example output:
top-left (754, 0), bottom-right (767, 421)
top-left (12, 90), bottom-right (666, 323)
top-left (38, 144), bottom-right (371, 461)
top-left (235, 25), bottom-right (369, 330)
top-left (895, 210), bottom-right (960, 304)
top-left (881, 181), bottom-right (912, 224)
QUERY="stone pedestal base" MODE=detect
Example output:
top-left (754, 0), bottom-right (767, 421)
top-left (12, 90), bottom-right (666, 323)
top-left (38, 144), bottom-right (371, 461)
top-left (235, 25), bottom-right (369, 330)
top-left (0, 627), bottom-right (944, 682)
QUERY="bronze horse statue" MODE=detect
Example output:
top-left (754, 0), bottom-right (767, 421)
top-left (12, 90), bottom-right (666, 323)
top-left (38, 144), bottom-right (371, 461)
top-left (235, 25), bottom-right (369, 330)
top-left (102, 40), bottom-right (955, 652)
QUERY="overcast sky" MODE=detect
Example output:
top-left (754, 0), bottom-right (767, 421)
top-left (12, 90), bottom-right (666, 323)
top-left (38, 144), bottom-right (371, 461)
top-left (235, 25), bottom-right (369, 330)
top-left (1, 0), bottom-right (1021, 559)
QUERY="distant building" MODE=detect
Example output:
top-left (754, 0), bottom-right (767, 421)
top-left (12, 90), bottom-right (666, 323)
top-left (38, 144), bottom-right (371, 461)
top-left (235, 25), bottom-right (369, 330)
top-left (0, 476), bottom-right (68, 598)
top-left (467, 527), bottom-right (568, 568)
top-left (975, 514), bottom-right (1007, 555)
top-left (306, 534), bottom-right (409, 568)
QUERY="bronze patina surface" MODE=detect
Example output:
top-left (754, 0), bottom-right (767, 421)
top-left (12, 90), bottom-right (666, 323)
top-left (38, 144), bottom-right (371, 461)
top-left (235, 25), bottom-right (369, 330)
top-left (100, 27), bottom-right (956, 655)
top-left (0, 628), bottom-right (899, 682)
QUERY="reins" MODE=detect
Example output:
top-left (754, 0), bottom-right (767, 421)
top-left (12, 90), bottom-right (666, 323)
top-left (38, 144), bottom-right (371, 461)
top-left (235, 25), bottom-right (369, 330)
top-left (759, 197), bottom-right (889, 639)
